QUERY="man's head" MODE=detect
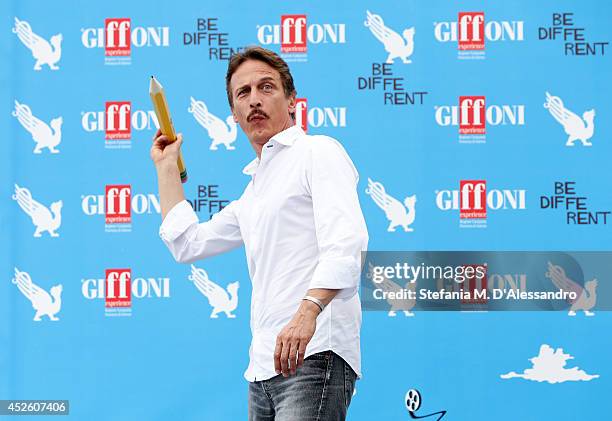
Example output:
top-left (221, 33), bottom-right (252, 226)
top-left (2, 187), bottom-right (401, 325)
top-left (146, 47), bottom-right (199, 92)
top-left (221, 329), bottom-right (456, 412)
top-left (226, 46), bottom-right (297, 153)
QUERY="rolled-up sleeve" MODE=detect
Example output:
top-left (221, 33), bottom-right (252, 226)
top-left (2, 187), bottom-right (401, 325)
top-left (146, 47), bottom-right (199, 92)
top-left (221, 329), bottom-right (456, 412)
top-left (306, 137), bottom-right (369, 300)
top-left (159, 199), bottom-right (243, 263)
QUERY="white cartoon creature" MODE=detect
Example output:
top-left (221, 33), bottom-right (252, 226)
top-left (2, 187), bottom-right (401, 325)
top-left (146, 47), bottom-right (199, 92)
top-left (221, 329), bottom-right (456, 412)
top-left (544, 92), bottom-right (595, 147)
top-left (366, 178), bottom-right (416, 232)
top-left (13, 17), bottom-right (62, 70)
top-left (546, 261), bottom-right (597, 316)
top-left (13, 100), bottom-right (62, 154)
top-left (188, 265), bottom-right (239, 318)
top-left (12, 268), bottom-right (62, 321)
top-left (365, 10), bottom-right (415, 64)
top-left (368, 262), bottom-right (416, 317)
top-left (12, 184), bottom-right (62, 237)
top-left (188, 97), bottom-right (237, 150)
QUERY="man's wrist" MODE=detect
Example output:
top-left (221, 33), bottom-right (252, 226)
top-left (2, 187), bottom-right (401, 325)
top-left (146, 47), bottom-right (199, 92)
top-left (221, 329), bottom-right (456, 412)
top-left (300, 299), bottom-right (322, 317)
top-left (155, 160), bottom-right (180, 177)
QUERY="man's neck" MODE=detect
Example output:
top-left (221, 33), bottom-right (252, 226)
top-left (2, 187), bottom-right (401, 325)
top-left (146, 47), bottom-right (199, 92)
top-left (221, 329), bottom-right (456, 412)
top-left (251, 121), bottom-right (295, 159)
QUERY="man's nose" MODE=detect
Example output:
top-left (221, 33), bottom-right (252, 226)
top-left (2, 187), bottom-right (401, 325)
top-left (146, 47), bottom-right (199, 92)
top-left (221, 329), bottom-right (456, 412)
top-left (249, 90), bottom-right (262, 108)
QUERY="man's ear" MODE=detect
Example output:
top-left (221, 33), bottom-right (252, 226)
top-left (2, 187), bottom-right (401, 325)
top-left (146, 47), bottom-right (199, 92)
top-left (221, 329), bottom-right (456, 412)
top-left (288, 93), bottom-right (297, 114)
top-left (231, 106), bottom-right (238, 123)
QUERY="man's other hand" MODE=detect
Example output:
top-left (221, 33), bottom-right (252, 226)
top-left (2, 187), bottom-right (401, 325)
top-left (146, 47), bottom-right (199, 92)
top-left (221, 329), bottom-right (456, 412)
top-left (273, 301), bottom-right (320, 377)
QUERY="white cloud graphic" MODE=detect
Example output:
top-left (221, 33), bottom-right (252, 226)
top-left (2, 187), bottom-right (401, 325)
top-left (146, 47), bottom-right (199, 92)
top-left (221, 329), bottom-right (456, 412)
top-left (501, 344), bottom-right (599, 384)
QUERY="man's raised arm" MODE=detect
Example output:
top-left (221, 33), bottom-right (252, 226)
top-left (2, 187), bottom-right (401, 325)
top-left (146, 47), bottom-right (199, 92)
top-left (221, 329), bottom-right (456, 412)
top-left (151, 128), bottom-right (186, 221)
top-left (151, 129), bottom-right (243, 263)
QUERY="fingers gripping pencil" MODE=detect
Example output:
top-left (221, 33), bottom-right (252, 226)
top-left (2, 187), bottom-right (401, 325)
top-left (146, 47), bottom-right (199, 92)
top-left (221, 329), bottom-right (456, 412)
top-left (149, 76), bottom-right (188, 183)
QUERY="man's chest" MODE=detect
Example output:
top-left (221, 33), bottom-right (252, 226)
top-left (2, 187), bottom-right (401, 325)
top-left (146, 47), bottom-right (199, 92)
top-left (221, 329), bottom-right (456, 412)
top-left (237, 150), bottom-right (314, 246)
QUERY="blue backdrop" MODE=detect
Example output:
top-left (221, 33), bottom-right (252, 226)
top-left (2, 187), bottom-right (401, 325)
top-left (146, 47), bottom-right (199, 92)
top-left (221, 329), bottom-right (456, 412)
top-left (2, 0), bottom-right (611, 419)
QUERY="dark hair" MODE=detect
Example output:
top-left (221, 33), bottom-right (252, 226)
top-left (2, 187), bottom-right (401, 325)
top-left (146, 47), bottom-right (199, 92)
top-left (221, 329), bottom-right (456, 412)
top-left (226, 46), bottom-right (297, 119)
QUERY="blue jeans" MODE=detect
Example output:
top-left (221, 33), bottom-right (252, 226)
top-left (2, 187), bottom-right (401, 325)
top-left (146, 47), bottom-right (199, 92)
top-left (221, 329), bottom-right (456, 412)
top-left (248, 350), bottom-right (357, 420)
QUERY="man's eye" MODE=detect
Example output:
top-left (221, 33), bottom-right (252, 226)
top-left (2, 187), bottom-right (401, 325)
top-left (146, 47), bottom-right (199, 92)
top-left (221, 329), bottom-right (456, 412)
top-left (263, 84), bottom-right (273, 92)
top-left (237, 90), bottom-right (246, 97)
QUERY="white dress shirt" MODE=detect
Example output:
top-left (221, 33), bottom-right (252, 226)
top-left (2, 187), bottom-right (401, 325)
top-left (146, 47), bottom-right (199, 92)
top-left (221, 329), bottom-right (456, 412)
top-left (159, 124), bottom-right (368, 382)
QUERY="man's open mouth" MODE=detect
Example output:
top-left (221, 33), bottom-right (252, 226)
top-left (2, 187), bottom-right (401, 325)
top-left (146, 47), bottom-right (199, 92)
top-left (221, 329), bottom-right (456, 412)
top-left (248, 112), bottom-right (268, 122)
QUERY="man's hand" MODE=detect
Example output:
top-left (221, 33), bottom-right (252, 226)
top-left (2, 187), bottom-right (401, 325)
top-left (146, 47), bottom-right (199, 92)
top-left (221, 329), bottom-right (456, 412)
top-left (150, 128), bottom-right (183, 168)
top-left (274, 300), bottom-right (320, 377)
top-left (151, 128), bottom-right (186, 221)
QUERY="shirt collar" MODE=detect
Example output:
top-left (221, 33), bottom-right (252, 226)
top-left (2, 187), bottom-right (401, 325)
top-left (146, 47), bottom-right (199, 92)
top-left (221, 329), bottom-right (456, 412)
top-left (242, 125), bottom-right (304, 175)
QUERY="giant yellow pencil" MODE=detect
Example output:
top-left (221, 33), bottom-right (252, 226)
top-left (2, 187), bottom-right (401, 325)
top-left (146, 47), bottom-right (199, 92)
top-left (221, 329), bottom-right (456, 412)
top-left (149, 76), bottom-right (188, 183)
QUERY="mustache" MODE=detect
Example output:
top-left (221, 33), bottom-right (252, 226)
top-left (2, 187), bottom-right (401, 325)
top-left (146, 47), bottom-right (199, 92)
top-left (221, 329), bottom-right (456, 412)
top-left (247, 109), bottom-right (269, 122)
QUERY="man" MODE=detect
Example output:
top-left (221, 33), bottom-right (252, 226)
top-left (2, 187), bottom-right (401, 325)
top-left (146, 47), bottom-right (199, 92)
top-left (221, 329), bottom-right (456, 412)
top-left (151, 46), bottom-right (368, 420)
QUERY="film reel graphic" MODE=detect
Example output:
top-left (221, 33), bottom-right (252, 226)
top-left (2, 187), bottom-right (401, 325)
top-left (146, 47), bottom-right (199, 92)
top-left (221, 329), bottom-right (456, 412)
top-left (405, 389), bottom-right (447, 420)
top-left (405, 389), bottom-right (422, 412)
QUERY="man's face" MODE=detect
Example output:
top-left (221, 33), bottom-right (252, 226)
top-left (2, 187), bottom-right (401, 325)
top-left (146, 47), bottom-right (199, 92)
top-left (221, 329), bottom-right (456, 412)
top-left (230, 59), bottom-right (296, 149)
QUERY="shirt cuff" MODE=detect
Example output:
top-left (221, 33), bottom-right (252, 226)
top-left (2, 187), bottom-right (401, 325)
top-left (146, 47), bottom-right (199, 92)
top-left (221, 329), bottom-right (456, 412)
top-left (159, 200), bottom-right (198, 242)
top-left (308, 255), bottom-right (361, 300)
